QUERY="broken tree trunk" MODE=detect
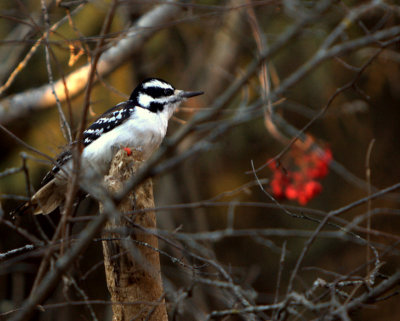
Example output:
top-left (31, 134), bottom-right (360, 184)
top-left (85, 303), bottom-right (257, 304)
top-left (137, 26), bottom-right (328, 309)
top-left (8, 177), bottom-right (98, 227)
top-left (101, 149), bottom-right (167, 321)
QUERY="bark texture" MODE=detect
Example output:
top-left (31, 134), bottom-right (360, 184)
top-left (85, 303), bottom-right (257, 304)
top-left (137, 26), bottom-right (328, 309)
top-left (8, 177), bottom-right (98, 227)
top-left (102, 149), bottom-right (167, 321)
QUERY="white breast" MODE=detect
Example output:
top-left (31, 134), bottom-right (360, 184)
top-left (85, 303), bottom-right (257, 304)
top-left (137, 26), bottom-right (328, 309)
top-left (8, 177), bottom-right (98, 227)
top-left (81, 107), bottom-right (169, 174)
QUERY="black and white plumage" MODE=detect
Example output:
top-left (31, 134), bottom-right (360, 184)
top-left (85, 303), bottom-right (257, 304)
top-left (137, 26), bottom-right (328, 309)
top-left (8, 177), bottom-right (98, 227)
top-left (25, 78), bottom-right (203, 214)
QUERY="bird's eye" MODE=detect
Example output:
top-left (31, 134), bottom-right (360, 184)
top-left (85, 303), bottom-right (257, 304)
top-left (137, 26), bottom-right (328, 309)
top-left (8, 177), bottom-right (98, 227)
top-left (164, 89), bottom-right (173, 96)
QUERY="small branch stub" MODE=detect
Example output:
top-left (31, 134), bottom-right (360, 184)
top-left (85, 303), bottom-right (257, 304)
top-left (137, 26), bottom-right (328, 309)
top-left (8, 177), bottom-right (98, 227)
top-left (101, 148), bottom-right (167, 321)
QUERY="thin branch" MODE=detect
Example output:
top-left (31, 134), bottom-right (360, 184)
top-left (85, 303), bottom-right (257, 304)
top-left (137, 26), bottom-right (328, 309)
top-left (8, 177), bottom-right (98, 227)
top-left (0, 4), bottom-right (85, 97)
top-left (41, 0), bottom-right (72, 143)
top-left (8, 191), bottom-right (112, 321)
top-left (0, 1), bottom-right (185, 123)
top-left (286, 180), bottom-right (400, 295)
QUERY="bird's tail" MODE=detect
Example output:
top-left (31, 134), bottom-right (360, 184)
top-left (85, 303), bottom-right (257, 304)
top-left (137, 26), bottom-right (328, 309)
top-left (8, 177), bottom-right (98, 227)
top-left (10, 180), bottom-right (65, 217)
top-left (10, 201), bottom-right (34, 220)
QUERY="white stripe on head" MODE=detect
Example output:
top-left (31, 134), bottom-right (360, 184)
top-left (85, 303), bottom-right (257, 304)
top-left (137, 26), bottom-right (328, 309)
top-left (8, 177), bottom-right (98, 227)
top-left (138, 93), bottom-right (177, 108)
top-left (142, 79), bottom-right (173, 90)
top-left (138, 93), bottom-right (153, 107)
top-left (154, 97), bottom-right (173, 104)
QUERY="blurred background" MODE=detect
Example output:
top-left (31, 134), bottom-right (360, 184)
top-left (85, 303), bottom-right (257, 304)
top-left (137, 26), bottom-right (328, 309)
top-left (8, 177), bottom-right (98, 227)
top-left (0, 0), bottom-right (400, 320)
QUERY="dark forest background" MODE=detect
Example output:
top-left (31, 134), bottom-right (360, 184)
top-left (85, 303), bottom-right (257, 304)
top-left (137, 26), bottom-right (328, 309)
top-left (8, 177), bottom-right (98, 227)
top-left (0, 0), bottom-right (400, 320)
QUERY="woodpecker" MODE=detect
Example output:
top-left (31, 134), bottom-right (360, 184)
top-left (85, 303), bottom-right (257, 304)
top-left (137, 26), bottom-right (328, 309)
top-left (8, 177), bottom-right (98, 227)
top-left (20, 78), bottom-right (203, 215)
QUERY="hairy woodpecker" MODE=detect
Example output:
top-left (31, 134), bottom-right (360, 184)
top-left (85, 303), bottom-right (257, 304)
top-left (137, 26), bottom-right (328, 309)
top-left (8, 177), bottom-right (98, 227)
top-left (21, 78), bottom-right (203, 215)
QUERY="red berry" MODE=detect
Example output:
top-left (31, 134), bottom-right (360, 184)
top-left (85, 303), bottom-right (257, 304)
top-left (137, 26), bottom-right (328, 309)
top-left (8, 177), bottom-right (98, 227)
top-left (268, 159), bottom-right (277, 170)
top-left (271, 179), bottom-right (285, 198)
top-left (123, 147), bottom-right (132, 156)
top-left (297, 192), bottom-right (309, 205)
top-left (285, 185), bottom-right (298, 200)
top-left (304, 181), bottom-right (322, 198)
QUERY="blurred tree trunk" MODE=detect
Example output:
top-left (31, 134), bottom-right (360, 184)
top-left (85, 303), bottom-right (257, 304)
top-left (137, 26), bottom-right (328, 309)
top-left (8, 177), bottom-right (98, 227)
top-left (101, 149), bottom-right (167, 321)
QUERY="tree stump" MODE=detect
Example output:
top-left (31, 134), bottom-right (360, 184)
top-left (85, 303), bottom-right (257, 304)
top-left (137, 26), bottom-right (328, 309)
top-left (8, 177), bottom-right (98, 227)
top-left (101, 149), bottom-right (167, 321)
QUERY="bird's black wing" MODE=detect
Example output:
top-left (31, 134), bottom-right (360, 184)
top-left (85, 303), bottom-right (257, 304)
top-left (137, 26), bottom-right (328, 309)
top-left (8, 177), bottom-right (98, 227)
top-left (82, 101), bottom-right (134, 146)
top-left (41, 149), bottom-right (73, 185)
top-left (41, 101), bottom-right (135, 186)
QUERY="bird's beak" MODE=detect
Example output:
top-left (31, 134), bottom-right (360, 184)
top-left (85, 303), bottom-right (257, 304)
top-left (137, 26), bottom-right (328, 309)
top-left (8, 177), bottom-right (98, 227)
top-left (179, 90), bottom-right (204, 99)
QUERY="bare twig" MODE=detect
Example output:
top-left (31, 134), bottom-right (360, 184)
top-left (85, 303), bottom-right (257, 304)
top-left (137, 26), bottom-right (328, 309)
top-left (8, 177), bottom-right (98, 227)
top-left (286, 180), bottom-right (400, 295)
top-left (41, 0), bottom-right (72, 143)
top-left (0, 1), bottom-right (185, 123)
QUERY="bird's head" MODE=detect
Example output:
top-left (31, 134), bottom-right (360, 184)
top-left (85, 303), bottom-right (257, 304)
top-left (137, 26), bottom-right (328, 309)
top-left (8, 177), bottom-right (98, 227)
top-left (129, 78), bottom-right (203, 118)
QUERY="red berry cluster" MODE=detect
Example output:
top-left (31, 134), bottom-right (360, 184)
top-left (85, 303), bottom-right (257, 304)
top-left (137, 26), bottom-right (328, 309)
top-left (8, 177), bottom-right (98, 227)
top-left (268, 147), bottom-right (332, 205)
